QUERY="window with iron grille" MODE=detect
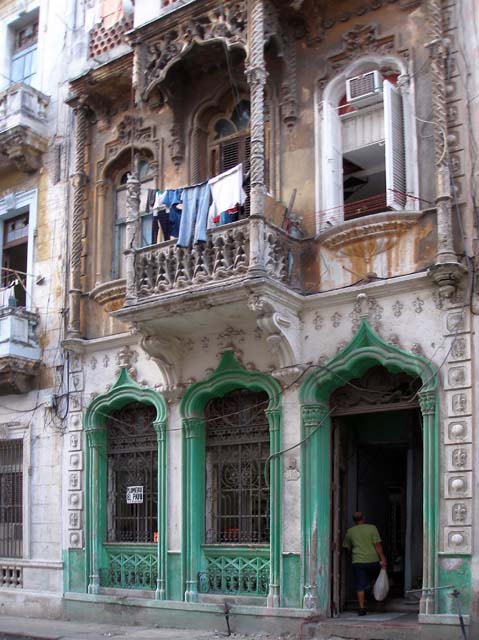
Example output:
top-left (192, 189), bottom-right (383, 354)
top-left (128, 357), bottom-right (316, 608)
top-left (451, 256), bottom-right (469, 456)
top-left (106, 403), bottom-right (158, 543)
top-left (0, 440), bottom-right (23, 558)
top-left (204, 389), bottom-right (270, 544)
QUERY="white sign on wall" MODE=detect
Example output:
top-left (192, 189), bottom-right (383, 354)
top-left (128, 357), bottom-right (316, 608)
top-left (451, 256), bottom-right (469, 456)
top-left (126, 486), bottom-right (144, 504)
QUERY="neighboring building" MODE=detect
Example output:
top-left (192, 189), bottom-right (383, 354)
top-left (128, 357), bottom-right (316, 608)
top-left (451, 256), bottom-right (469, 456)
top-left (0, 0), bottom-right (71, 617)
top-left (1, 0), bottom-right (478, 638)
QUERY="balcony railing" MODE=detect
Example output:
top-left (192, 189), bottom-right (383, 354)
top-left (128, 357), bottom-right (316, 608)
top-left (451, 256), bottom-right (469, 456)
top-left (0, 82), bottom-right (49, 131)
top-left (132, 219), bottom-right (294, 301)
top-left (0, 306), bottom-right (41, 394)
top-left (0, 82), bottom-right (49, 172)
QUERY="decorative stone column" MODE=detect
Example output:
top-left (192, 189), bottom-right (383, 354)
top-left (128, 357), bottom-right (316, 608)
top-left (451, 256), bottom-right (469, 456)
top-left (183, 416), bottom-right (203, 603)
top-left (68, 100), bottom-right (89, 337)
top-left (124, 158), bottom-right (141, 304)
top-left (426, 0), bottom-right (466, 296)
top-left (265, 407), bottom-right (281, 608)
top-left (418, 389), bottom-right (438, 614)
top-left (86, 428), bottom-right (105, 595)
top-left (246, 0), bottom-right (267, 275)
top-left (94, 180), bottom-right (107, 285)
top-left (300, 403), bottom-right (330, 610)
top-left (153, 418), bottom-right (168, 600)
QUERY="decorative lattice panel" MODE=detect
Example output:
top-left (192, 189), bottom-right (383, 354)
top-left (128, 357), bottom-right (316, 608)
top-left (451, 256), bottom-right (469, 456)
top-left (198, 555), bottom-right (270, 596)
top-left (100, 551), bottom-right (157, 590)
top-left (88, 15), bottom-right (133, 59)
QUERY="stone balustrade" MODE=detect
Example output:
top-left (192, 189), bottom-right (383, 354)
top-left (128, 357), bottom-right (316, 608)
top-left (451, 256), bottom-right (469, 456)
top-left (132, 219), bottom-right (294, 301)
top-left (0, 306), bottom-right (41, 394)
top-left (0, 82), bottom-right (50, 173)
top-left (0, 82), bottom-right (49, 128)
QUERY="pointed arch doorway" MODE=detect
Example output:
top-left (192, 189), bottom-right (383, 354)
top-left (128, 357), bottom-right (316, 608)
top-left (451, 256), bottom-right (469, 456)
top-left (299, 320), bottom-right (438, 617)
top-left (329, 365), bottom-right (424, 614)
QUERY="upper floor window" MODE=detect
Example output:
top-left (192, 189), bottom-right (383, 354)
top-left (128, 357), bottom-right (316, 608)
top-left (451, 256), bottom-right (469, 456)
top-left (113, 159), bottom-right (155, 279)
top-left (2, 212), bottom-right (29, 307)
top-left (10, 20), bottom-right (38, 85)
top-left (321, 64), bottom-right (415, 227)
top-left (208, 100), bottom-right (251, 214)
top-left (208, 100), bottom-right (251, 177)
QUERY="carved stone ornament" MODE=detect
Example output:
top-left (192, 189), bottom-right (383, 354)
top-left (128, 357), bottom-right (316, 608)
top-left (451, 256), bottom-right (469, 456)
top-left (217, 326), bottom-right (245, 351)
top-left (89, 278), bottom-right (126, 312)
top-left (169, 121), bottom-right (185, 167)
top-left (142, 1), bottom-right (247, 97)
top-left (0, 125), bottom-right (47, 173)
top-left (116, 115), bottom-right (153, 145)
top-left (115, 345), bottom-right (139, 380)
top-left (330, 365), bottom-right (421, 413)
top-left (301, 404), bottom-right (328, 428)
top-left (247, 294), bottom-right (299, 369)
top-left (320, 216), bottom-right (419, 252)
top-left (350, 295), bottom-right (383, 332)
top-left (452, 503), bottom-right (467, 524)
top-left (140, 332), bottom-right (184, 388)
top-left (301, 0), bottom-right (420, 47)
top-left (0, 356), bottom-right (40, 395)
top-left (284, 456), bottom-right (300, 481)
top-left (327, 24), bottom-right (397, 73)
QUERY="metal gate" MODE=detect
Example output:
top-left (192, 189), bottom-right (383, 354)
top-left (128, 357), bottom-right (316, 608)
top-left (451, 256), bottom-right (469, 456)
top-left (106, 403), bottom-right (157, 543)
top-left (204, 389), bottom-right (270, 544)
top-left (0, 440), bottom-right (23, 558)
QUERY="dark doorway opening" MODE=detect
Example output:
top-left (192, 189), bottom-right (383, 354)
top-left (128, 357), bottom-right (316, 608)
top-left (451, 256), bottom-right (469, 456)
top-left (330, 367), bottom-right (423, 615)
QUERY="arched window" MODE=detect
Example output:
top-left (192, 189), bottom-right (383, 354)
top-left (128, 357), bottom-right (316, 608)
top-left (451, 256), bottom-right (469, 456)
top-left (208, 100), bottom-right (251, 178)
top-left (321, 61), bottom-right (417, 226)
top-left (204, 389), bottom-right (270, 544)
top-left (106, 402), bottom-right (157, 543)
top-left (112, 159), bottom-right (155, 279)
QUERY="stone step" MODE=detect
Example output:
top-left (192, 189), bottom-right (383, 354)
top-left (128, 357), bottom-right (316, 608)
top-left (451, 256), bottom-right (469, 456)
top-left (304, 615), bottom-right (465, 640)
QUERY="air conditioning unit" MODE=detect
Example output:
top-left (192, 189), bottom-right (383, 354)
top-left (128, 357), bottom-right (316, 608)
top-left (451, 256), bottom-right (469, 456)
top-left (346, 71), bottom-right (383, 107)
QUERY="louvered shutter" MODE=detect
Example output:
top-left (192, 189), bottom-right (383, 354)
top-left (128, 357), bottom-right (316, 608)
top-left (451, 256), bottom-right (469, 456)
top-left (220, 138), bottom-right (241, 172)
top-left (384, 80), bottom-right (406, 209)
top-left (322, 101), bottom-right (343, 215)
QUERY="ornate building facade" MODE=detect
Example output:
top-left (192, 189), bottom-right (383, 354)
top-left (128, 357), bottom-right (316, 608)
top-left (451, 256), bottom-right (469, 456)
top-left (1, 0), bottom-right (478, 638)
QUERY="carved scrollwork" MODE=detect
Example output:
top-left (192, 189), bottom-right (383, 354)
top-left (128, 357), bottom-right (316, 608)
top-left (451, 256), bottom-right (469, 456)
top-left (301, 403), bottom-right (329, 428)
top-left (326, 23), bottom-right (398, 75)
top-left (143, 1), bottom-right (247, 97)
top-left (140, 333), bottom-right (184, 389)
top-left (331, 366), bottom-right (422, 412)
top-left (247, 294), bottom-right (300, 370)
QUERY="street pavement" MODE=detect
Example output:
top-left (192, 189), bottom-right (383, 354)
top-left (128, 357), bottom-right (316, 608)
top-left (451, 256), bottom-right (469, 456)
top-left (0, 616), bottom-right (293, 640)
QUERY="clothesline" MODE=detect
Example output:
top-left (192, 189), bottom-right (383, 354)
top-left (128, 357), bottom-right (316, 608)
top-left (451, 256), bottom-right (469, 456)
top-left (137, 163), bottom-right (247, 248)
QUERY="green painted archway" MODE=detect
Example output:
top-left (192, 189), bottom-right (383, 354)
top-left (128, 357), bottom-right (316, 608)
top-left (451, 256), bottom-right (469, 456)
top-left (84, 366), bottom-right (168, 598)
top-left (298, 319), bottom-right (438, 615)
top-left (180, 351), bottom-right (283, 606)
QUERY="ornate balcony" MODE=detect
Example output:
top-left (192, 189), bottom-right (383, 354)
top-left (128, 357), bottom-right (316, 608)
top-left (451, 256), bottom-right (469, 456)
top-left (0, 306), bottom-right (41, 394)
top-left (0, 83), bottom-right (49, 173)
top-left (113, 219), bottom-right (303, 383)
top-left (124, 219), bottom-right (296, 305)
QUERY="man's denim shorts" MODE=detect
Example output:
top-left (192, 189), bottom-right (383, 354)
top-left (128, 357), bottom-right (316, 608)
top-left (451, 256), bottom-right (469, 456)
top-left (352, 561), bottom-right (381, 592)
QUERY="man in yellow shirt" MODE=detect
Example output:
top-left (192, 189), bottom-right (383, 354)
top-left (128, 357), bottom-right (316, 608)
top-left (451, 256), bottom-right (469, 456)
top-left (343, 511), bottom-right (388, 615)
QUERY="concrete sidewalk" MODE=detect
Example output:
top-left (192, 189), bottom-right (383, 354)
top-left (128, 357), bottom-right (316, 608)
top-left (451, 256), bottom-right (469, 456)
top-left (0, 616), bottom-right (289, 640)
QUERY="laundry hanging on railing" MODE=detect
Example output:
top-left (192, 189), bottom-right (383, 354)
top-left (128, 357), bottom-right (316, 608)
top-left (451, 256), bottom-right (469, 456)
top-left (207, 163), bottom-right (246, 229)
top-left (177, 181), bottom-right (211, 247)
top-left (0, 281), bottom-right (17, 307)
top-left (137, 163), bottom-right (247, 248)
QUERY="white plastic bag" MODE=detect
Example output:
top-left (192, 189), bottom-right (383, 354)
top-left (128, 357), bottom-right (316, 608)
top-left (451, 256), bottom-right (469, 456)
top-left (373, 568), bottom-right (389, 601)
